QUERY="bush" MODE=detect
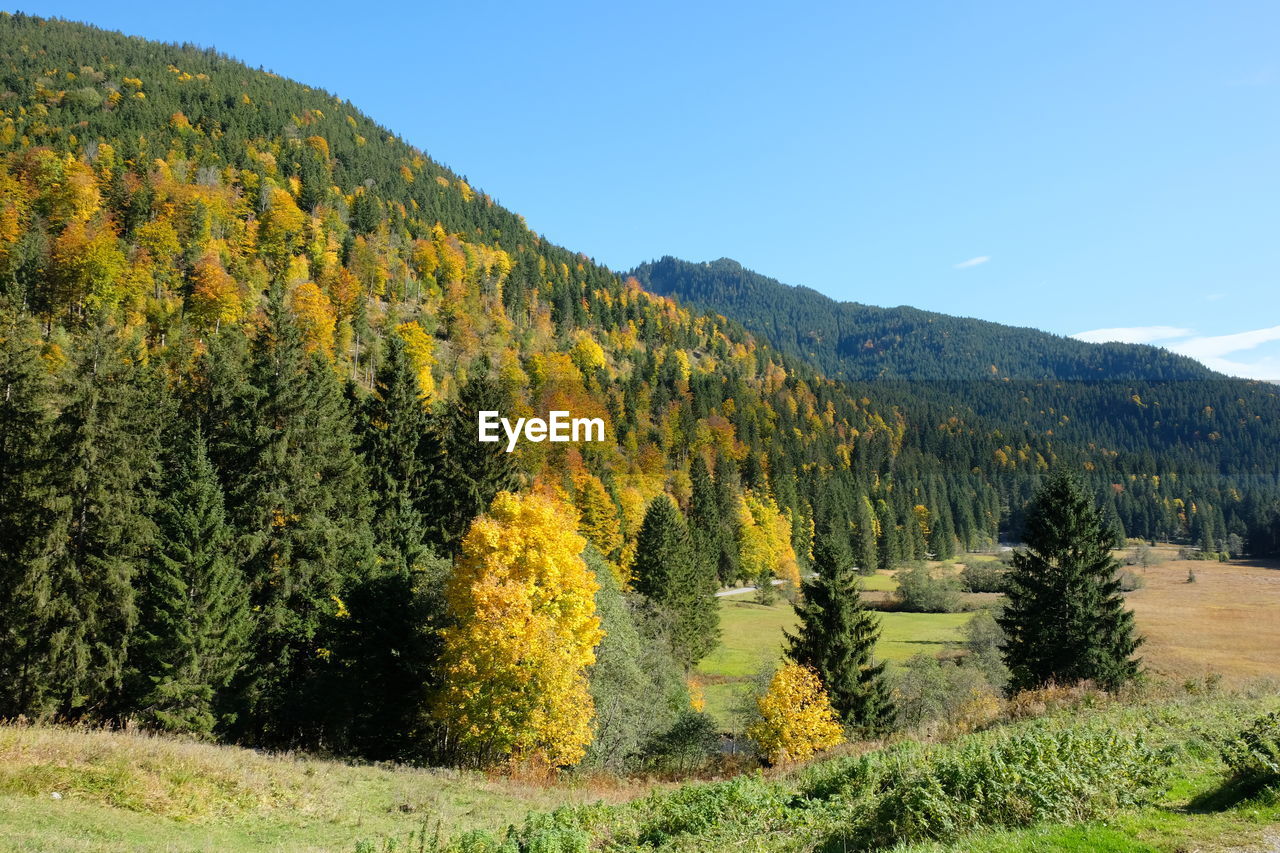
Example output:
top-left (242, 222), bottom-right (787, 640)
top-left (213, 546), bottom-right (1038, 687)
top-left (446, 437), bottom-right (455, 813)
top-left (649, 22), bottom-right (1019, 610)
top-left (960, 560), bottom-right (1007, 593)
top-left (746, 664), bottom-right (844, 765)
top-left (892, 654), bottom-right (1001, 734)
top-left (964, 609), bottom-right (1010, 692)
top-left (895, 564), bottom-right (964, 613)
top-left (1115, 568), bottom-right (1146, 591)
top-left (1221, 712), bottom-right (1280, 788)
top-left (638, 710), bottom-right (721, 775)
top-left (632, 774), bottom-right (790, 846)
top-left (817, 721), bottom-right (1169, 849)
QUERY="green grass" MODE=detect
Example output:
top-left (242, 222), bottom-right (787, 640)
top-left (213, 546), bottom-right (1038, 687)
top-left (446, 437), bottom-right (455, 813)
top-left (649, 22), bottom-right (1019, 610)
top-left (0, 724), bottom-right (627, 852)
top-left (542, 691), bottom-right (1280, 853)
top-left (858, 571), bottom-right (899, 591)
top-left (697, 597), bottom-right (974, 727)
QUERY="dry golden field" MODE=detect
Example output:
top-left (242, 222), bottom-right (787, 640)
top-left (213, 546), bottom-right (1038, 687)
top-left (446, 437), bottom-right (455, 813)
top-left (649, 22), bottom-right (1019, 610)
top-left (1126, 550), bottom-right (1280, 685)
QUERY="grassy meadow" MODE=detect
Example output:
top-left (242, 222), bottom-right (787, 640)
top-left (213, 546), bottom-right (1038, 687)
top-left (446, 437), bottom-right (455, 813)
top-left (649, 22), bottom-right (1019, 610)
top-left (0, 724), bottom-right (646, 852)
top-left (699, 568), bottom-right (976, 727)
top-left (4, 549), bottom-right (1280, 851)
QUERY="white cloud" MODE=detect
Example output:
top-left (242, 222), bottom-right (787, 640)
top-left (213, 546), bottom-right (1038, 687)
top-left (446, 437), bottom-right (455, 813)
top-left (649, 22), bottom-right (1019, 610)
top-left (1166, 326), bottom-right (1280, 380)
top-left (953, 256), bottom-right (990, 269)
top-left (1071, 326), bottom-right (1193, 345)
top-left (1168, 325), bottom-right (1280, 359)
top-left (1072, 324), bottom-right (1280, 380)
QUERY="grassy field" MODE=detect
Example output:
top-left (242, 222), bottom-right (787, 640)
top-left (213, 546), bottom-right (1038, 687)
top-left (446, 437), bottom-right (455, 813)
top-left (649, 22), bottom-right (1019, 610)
top-left (696, 587), bottom-right (975, 727)
top-left (494, 690), bottom-right (1280, 852)
top-left (1126, 553), bottom-right (1280, 686)
top-left (0, 724), bottom-right (642, 852)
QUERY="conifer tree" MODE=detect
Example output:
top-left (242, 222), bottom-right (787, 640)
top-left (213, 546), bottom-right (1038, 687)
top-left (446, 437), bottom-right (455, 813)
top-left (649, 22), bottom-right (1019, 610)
top-left (786, 528), bottom-right (895, 733)
top-left (0, 312), bottom-right (65, 717)
top-left (852, 494), bottom-right (879, 574)
top-left (220, 290), bottom-right (375, 745)
top-left (45, 322), bottom-right (165, 719)
top-left (632, 495), bottom-right (719, 668)
top-left (131, 429), bottom-right (249, 735)
top-left (999, 472), bottom-right (1142, 691)
top-left (424, 373), bottom-right (519, 554)
top-left (359, 332), bottom-right (430, 573)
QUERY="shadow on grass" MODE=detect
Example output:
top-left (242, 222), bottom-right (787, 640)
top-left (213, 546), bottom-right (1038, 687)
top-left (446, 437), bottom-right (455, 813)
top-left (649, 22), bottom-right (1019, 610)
top-left (1186, 775), bottom-right (1278, 813)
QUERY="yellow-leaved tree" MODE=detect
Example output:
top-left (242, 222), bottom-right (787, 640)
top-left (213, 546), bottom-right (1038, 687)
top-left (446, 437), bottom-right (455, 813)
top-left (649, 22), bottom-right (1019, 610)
top-left (395, 320), bottom-right (436, 401)
top-left (748, 663), bottom-right (845, 765)
top-left (435, 492), bottom-right (604, 768)
top-left (737, 491), bottom-right (801, 589)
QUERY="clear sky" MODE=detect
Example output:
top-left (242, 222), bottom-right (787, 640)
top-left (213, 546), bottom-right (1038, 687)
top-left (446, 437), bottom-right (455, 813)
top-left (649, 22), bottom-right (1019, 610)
top-left (10, 1), bottom-right (1280, 378)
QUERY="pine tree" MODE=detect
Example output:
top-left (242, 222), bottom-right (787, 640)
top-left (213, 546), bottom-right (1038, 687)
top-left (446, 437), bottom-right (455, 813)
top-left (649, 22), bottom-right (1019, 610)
top-left (359, 332), bottom-right (430, 574)
top-left (0, 312), bottom-right (65, 717)
top-left (131, 429), bottom-right (250, 735)
top-left (852, 494), bottom-right (878, 574)
top-left (786, 528), bottom-right (894, 733)
top-left (424, 374), bottom-right (519, 554)
top-left (45, 322), bottom-right (165, 719)
top-left (687, 455), bottom-right (721, 567)
top-left (632, 495), bottom-right (719, 668)
top-left (999, 472), bottom-right (1142, 691)
top-left (219, 290), bottom-right (375, 745)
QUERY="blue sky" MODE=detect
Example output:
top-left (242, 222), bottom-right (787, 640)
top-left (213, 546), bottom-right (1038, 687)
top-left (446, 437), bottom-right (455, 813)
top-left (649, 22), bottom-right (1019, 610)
top-left (12, 1), bottom-right (1280, 378)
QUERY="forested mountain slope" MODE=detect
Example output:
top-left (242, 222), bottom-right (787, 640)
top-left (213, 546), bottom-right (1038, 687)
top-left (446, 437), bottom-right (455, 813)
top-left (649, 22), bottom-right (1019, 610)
top-left (0, 12), bottom-right (1277, 760)
top-left (635, 256), bottom-right (1280, 543)
top-left (632, 257), bottom-right (1220, 381)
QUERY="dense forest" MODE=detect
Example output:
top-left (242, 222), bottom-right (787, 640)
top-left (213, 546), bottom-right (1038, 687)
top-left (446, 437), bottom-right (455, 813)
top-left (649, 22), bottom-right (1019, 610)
top-left (636, 257), bottom-right (1280, 548)
top-left (0, 13), bottom-right (1277, 766)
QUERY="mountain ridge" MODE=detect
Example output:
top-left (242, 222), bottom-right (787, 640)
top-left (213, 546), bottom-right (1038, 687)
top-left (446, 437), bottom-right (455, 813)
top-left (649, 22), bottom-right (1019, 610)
top-left (631, 256), bottom-right (1225, 383)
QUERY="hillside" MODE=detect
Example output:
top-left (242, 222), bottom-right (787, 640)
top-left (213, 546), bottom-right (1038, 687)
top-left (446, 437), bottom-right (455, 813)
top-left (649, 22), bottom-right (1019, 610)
top-left (0, 10), bottom-right (1278, 767)
top-left (3, 688), bottom-right (1278, 851)
top-left (632, 257), bottom-right (1219, 382)
top-left (634, 257), bottom-right (1280, 545)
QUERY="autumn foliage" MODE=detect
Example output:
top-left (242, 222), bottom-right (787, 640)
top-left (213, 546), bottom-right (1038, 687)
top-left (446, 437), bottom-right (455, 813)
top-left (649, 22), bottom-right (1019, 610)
top-left (748, 663), bottom-right (845, 765)
top-left (434, 492), bottom-right (603, 768)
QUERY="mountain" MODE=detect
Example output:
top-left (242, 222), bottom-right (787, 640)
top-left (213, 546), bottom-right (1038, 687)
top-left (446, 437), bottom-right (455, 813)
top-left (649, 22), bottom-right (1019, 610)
top-left (632, 257), bottom-right (1218, 382)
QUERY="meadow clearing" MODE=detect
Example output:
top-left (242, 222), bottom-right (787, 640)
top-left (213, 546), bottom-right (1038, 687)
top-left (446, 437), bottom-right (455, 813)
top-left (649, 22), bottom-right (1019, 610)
top-left (699, 569), bottom-right (975, 728)
top-left (1124, 548), bottom-right (1280, 686)
top-left (698, 548), bottom-right (1280, 728)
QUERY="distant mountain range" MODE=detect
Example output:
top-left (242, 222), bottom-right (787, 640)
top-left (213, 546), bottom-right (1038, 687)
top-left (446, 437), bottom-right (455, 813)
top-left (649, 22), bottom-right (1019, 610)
top-left (632, 257), bottom-right (1220, 382)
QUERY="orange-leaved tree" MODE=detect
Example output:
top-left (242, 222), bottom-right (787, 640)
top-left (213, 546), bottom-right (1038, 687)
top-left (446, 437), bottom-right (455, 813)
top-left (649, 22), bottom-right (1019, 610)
top-left (748, 663), bottom-right (845, 765)
top-left (434, 491), bottom-right (604, 768)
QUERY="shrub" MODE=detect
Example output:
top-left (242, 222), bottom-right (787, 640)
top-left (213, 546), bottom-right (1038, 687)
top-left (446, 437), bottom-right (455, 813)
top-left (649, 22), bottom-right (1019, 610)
top-left (895, 564), bottom-right (963, 613)
top-left (964, 609), bottom-right (1010, 692)
top-left (960, 560), bottom-right (1007, 593)
top-left (818, 722), bottom-right (1169, 848)
top-left (639, 710), bottom-right (721, 775)
top-left (747, 664), bottom-right (845, 765)
top-left (892, 654), bottom-right (1001, 734)
top-left (1115, 568), bottom-right (1146, 591)
top-left (1221, 712), bottom-right (1280, 787)
top-left (632, 774), bottom-right (791, 846)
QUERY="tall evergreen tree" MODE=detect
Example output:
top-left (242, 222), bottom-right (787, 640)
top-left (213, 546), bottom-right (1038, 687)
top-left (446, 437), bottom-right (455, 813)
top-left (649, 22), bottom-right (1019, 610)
top-left (45, 322), bottom-right (165, 719)
top-left (219, 290), bottom-right (375, 746)
top-left (785, 528), bottom-right (894, 733)
top-left (130, 429), bottom-right (250, 735)
top-left (852, 494), bottom-right (879, 575)
top-left (0, 312), bottom-right (65, 717)
top-left (359, 332), bottom-right (430, 573)
top-left (687, 455), bottom-right (722, 578)
top-left (632, 495), bottom-right (720, 668)
top-left (999, 472), bottom-right (1142, 691)
top-left (424, 373), bottom-right (519, 554)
